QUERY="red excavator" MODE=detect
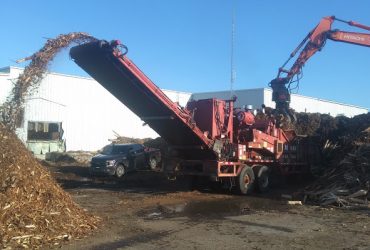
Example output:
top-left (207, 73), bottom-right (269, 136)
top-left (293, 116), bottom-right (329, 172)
top-left (270, 16), bottom-right (370, 121)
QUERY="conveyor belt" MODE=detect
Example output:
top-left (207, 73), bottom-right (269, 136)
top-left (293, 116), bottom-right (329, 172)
top-left (70, 40), bottom-right (211, 148)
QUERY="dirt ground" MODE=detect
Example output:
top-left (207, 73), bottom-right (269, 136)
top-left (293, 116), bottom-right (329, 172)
top-left (45, 163), bottom-right (370, 250)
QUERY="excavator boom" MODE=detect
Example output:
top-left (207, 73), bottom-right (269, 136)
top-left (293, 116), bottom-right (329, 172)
top-left (329, 30), bottom-right (370, 46)
top-left (270, 16), bottom-right (370, 121)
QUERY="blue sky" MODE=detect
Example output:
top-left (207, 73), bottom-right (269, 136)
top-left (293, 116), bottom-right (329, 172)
top-left (1, 0), bottom-right (369, 109)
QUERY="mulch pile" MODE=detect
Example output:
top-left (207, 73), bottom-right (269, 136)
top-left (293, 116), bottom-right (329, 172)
top-left (0, 32), bottom-right (96, 130)
top-left (0, 124), bottom-right (100, 249)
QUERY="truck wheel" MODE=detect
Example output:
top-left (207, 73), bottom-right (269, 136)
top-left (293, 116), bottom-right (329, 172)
top-left (255, 165), bottom-right (270, 193)
top-left (149, 157), bottom-right (158, 170)
top-left (237, 165), bottom-right (255, 195)
top-left (115, 164), bottom-right (126, 178)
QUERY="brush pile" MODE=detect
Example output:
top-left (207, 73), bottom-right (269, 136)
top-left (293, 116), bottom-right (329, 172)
top-left (109, 131), bottom-right (168, 154)
top-left (0, 124), bottom-right (100, 249)
top-left (300, 113), bottom-right (370, 207)
top-left (0, 32), bottom-right (96, 130)
top-left (109, 131), bottom-right (152, 144)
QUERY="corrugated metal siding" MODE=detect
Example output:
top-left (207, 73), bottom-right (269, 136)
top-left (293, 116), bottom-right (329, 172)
top-left (8, 67), bottom-right (192, 151)
top-left (0, 71), bottom-right (13, 104)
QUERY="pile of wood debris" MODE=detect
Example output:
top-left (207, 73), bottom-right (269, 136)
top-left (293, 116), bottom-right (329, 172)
top-left (0, 124), bottom-right (100, 248)
top-left (109, 131), bottom-right (152, 145)
top-left (0, 33), bottom-right (99, 248)
top-left (45, 151), bottom-right (95, 165)
top-left (301, 113), bottom-right (370, 207)
top-left (0, 32), bottom-right (96, 130)
top-left (109, 131), bottom-right (168, 154)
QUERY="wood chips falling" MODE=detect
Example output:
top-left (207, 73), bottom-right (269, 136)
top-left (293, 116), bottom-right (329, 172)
top-left (0, 32), bottom-right (97, 130)
top-left (0, 124), bottom-right (100, 249)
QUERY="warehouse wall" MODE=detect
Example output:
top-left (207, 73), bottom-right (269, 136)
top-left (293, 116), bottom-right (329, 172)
top-left (190, 88), bottom-right (265, 109)
top-left (191, 87), bottom-right (367, 117)
top-left (0, 67), bottom-right (191, 152)
top-left (0, 68), bottom-right (15, 104)
top-left (1, 66), bottom-right (367, 152)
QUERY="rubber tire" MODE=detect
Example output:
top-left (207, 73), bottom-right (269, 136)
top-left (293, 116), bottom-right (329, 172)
top-left (149, 157), bottom-right (158, 170)
top-left (237, 165), bottom-right (255, 195)
top-left (115, 164), bottom-right (126, 178)
top-left (255, 166), bottom-right (270, 193)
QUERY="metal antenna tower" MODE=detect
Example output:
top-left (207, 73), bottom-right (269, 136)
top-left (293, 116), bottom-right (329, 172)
top-left (230, 5), bottom-right (236, 98)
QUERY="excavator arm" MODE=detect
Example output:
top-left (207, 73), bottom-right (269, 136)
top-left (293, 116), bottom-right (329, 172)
top-left (270, 16), bottom-right (370, 121)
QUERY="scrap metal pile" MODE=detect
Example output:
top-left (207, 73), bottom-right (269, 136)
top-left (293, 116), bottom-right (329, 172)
top-left (0, 32), bottom-right (96, 130)
top-left (297, 112), bottom-right (370, 207)
top-left (0, 124), bottom-right (100, 248)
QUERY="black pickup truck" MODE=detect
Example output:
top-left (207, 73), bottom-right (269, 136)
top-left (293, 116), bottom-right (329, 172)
top-left (90, 143), bottom-right (161, 177)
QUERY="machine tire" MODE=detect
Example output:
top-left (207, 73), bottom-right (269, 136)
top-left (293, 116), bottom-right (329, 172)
top-left (254, 165), bottom-right (270, 193)
top-left (149, 157), bottom-right (158, 170)
top-left (115, 164), bottom-right (126, 178)
top-left (237, 165), bottom-right (255, 195)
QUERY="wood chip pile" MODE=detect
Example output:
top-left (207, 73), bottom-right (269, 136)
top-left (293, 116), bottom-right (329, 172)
top-left (0, 124), bottom-right (100, 249)
top-left (302, 113), bottom-right (370, 207)
top-left (0, 33), bottom-right (99, 249)
top-left (0, 32), bottom-right (96, 130)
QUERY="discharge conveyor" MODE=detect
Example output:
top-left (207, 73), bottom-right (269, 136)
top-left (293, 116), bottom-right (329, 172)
top-left (70, 40), bottom-right (212, 150)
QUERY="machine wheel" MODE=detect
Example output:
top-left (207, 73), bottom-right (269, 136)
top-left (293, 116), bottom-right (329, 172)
top-left (149, 157), bottom-right (158, 170)
top-left (115, 164), bottom-right (126, 178)
top-left (237, 165), bottom-right (255, 195)
top-left (254, 165), bottom-right (270, 193)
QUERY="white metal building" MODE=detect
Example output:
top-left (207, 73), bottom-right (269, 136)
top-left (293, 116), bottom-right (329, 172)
top-left (0, 66), bottom-right (368, 156)
top-left (191, 88), bottom-right (368, 118)
top-left (0, 66), bottom-right (191, 153)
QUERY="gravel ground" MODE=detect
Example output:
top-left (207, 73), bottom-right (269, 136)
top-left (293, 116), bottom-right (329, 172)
top-left (46, 164), bottom-right (370, 250)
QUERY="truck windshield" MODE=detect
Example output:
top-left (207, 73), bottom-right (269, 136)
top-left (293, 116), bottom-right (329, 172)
top-left (101, 145), bottom-right (131, 155)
